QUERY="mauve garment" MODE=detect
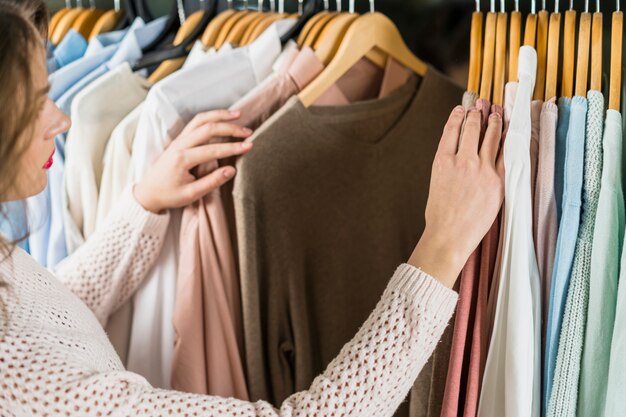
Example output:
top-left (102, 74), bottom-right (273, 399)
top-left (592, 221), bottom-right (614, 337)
top-left (439, 97), bottom-right (490, 417)
top-left (172, 47), bottom-right (407, 396)
top-left (533, 98), bottom-right (559, 349)
top-left (530, 100), bottom-right (543, 204)
top-left (463, 104), bottom-right (504, 417)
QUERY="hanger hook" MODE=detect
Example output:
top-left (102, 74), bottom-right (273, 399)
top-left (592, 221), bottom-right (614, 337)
top-left (349, 0), bottom-right (354, 13)
top-left (76, 0), bottom-right (83, 8)
top-left (490, 0), bottom-right (495, 12)
top-left (596, 0), bottom-right (600, 11)
top-left (514, 0), bottom-right (519, 11)
top-left (258, 0), bottom-right (262, 12)
top-left (585, 0), bottom-right (589, 12)
top-left (531, 0), bottom-right (536, 14)
top-left (500, 0), bottom-right (505, 11)
top-left (114, 0), bottom-right (119, 12)
top-left (88, 0), bottom-right (95, 9)
top-left (271, 0), bottom-right (276, 12)
top-left (618, 0), bottom-right (621, 11)
top-left (541, 0), bottom-right (546, 10)
top-left (279, 0), bottom-right (284, 13)
top-left (337, 0), bottom-right (342, 12)
top-left (65, 0), bottom-right (71, 8)
top-left (176, 0), bottom-right (186, 24)
top-left (369, 0), bottom-right (374, 12)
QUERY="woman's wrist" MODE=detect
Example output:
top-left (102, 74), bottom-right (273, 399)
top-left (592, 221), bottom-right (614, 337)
top-left (133, 183), bottom-right (163, 214)
top-left (407, 229), bottom-right (468, 288)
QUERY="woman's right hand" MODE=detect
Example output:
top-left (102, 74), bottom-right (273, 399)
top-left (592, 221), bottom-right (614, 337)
top-left (134, 109), bottom-right (254, 214)
top-left (409, 106), bottom-right (504, 288)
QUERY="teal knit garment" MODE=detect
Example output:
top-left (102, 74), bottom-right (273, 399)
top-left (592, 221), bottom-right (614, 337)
top-left (578, 109), bottom-right (624, 417)
top-left (547, 90), bottom-right (604, 417)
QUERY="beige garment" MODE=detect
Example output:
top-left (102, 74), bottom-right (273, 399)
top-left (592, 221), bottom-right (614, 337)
top-left (64, 63), bottom-right (150, 250)
top-left (96, 103), bottom-right (145, 364)
top-left (234, 69), bottom-right (463, 413)
top-left (172, 47), bottom-right (409, 397)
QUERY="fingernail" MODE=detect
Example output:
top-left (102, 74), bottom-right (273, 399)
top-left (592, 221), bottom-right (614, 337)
top-left (242, 127), bottom-right (253, 135)
top-left (223, 167), bottom-right (235, 178)
top-left (490, 112), bottom-right (502, 120)
top-left (240, 141), bottom-right (253, 148)
top-left (454, 105), bottom-right (465, 113)
top-left (230, 110), bottom-right (241, 117)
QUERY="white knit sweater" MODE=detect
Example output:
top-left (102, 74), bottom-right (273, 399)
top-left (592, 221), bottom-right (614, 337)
top-left (0, 189), bottom-right (458, 416)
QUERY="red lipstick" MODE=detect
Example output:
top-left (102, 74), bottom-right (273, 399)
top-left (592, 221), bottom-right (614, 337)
top-left (42, 148), bottom-right (55, 170)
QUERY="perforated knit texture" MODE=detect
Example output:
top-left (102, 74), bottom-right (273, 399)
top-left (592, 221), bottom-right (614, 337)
top-left (0, 206), bottom-right (457, 417)
top-left (547, 91), bottom-right (605, 417)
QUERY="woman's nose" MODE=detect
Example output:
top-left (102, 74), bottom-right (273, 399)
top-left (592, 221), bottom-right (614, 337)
top-left (47, 101), bottom-right (71, 139)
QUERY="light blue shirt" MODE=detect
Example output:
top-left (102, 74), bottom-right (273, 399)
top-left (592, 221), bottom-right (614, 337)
top-left (0, 201), bottom-right (29, 251)
top-left (47, 29), bottom-right (87, 74)
top-left (554, 97), bottom-right (572, 223)
top-left (544, 95), bottom-right (587, 414)
top-left (26, 16), bottom-right (167, 267)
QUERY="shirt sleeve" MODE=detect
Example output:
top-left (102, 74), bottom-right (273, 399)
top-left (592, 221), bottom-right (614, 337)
top-left (54, 186), bottom-right (170, 325)
top-left (57, 264), bottom-right (458, 417)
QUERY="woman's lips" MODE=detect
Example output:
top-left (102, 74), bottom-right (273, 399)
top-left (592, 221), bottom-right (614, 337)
top-left (42, 148), bottom-right (55, 170)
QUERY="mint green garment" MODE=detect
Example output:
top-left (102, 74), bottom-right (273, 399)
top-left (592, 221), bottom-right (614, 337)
top-left (605, 224), bottom-right (626, 417)
top-left (548, 90), bottom-right (604, 417)
top-left (578, 109), bottom-right (624, 416)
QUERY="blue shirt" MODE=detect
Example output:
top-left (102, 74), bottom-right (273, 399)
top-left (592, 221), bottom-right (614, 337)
top-left (0, 201), bottom-right (29, 251)
top-left (27, 16), bottom-right (167, 267)
top-left (47, 29), bottom-right (87, 74)
top-left (554, 97), bottom-right (572, 223)
top-left (544, 95), bottom-right (587, 414)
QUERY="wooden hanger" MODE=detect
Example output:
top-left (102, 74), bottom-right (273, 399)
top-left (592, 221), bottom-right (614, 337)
top-left (224, 11), bottom-right (262, 45)
top-left (90, 6), bottom-right (125, 39)
top-left (575, 7), bottom-right (591, 97)
top-left (49, 0), bottom-right (73, 38)
top-left (214, 4), bottom-right (251, 48)
top-left (561, 3), bottom-right (576, 98)
top-left (609, 7), bottom-right (623, 110)
top-left (148, 10), bottom-right (207, 84)
top-left (590, 1), bottom-right (602, 92)
top-left (50, 6), bottom-right (84, 45)
top-left (545, 6), bottom-right (561, 99)
top-left (534, 5), bottom-right (549, 100)
top-left (468, 0), bottom-right (483, 93)
top-left (300, 12), bottom-right (427, 107)
top-left (245, 13), bottom-right (289, 44)
top-left (202, 9), bottom-right (237, 46)
top-left (479, 5), bottom-right (496, 100)
top-left (303, 11), bottom-right (336, 46)
top-left (298, 11), bottom-right (330, 44)
top-left (493, 2), bottom-right (507, 106)
top-left (508, 5), bottom-right (521, 83)
top-left (313, 13), bottom-right (359, 64)
top-left (524, 10), bottom-right (537, 47)
top-left (240, 2), bottom-right (272, 45)
top-left (71, 0), bottom-right (105, 39)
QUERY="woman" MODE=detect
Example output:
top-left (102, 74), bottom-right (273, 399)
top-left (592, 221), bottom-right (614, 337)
top-left (0, 1), bottom-right (504, 415)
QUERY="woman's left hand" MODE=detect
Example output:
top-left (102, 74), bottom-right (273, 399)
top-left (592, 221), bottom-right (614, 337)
top-left (133, 109), bottom-right (253, 213)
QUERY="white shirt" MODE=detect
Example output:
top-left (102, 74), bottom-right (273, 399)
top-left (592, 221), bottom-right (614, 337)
top-left (127, 19), bottom-right (295, 388)
top-left (478, 46), bottom-right (542, 417)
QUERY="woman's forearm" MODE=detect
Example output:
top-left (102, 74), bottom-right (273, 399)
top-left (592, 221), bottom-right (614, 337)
top-left (54, 187), bottom-right (170, 325)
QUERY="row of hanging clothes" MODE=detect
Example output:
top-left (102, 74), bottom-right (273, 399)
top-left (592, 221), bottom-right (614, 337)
top-left (436, 1), bottom-right (626, 417)
top-left (1, 1), bottom-right (466, 417)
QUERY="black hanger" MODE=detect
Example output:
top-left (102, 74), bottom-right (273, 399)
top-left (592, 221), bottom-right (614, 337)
top-left (132, 0), bottom-right (218, 71)
top-left (134, 0), bottom-right (155, 22)
top-left (141, 0), bottom-right (182, 53)
top-left (280, 0), bottom-right (324, 45)
top-left (115, 0), bottom-right (137, 30)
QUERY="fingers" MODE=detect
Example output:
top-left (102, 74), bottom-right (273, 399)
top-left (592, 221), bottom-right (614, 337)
top-left (479, 111), bottom-right (503, 165)
top-left (457, 109), bottom-right (482, 157)
top-left (178, 122), bottom-right (253, 149)
top-left (183, 141), bottom-right (253, 169)
top-left (437, 106), bottom-right (466, 155)
top-left (181, 109), bottom-right (241, 135)
top-left (184, 166), bottom-right (237, 201)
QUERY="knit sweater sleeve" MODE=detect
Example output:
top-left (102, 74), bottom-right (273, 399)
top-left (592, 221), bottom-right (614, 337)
top-left (64, 264), bottom-right (457, 417)
top-left (53, 186), bottom-right (170, 325)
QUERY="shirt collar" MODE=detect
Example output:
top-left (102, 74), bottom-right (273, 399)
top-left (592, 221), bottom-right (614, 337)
top-left (248, 19), bottom-right (296, 83)
top-left (49, 29), bottom-right (87, 70)
top-left (86, 26), bottom-right (129, 56)
top-left (109, 16), bottom-right (168, 68)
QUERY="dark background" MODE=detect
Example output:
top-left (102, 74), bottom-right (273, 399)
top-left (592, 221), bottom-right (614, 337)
top-left (46, 0), bottom-right (626, 87)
